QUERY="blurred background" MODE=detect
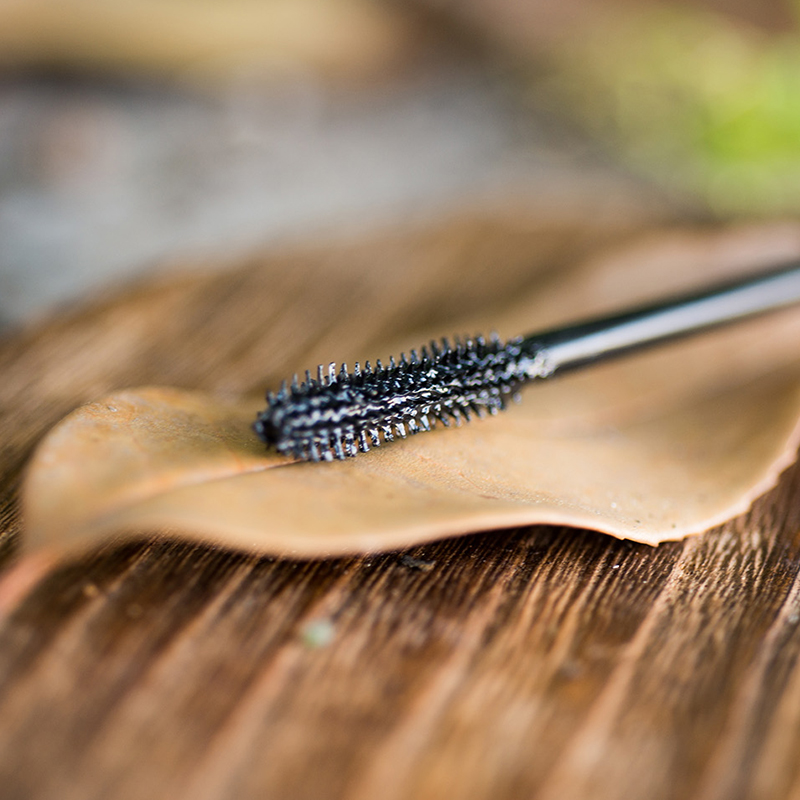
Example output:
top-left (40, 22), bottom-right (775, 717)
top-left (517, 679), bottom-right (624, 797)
top-left (1, 0), bottom-right (798, 330)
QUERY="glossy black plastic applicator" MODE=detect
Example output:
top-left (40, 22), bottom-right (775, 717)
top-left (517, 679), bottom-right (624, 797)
top-left (255, 260), bottom-right (800, 462)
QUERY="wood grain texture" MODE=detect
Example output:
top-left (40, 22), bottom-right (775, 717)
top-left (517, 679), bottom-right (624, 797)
top-left (2, 207), bottom-right (800, 800)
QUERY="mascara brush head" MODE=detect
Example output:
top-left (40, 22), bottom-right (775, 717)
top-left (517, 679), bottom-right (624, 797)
top-left (254, 335), bottom-right (543, 462)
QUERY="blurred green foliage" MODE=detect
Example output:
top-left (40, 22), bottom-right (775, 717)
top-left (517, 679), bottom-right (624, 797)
top-left (557, 8), bottom-right (800, 214)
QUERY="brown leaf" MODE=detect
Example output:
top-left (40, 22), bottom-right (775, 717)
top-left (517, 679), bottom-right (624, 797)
top-left (22, 223), bottom-right (800, 555)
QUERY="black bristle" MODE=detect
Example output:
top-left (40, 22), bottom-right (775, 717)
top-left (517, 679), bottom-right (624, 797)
top-left (254, 334), bottom-right (541, 461)
top-left (333, 435), bottom-right (345, 460)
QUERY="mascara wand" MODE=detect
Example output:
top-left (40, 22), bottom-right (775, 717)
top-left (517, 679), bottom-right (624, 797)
top-left (255, 261), bottom-right (800, 462)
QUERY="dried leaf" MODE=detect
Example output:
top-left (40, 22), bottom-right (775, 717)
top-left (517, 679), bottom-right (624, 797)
top-left (22, 223), bottom-right (800, 555)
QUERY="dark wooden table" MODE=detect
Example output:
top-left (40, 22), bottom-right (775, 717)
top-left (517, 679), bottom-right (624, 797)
top-left (2, 209), bottom-right (799, 800)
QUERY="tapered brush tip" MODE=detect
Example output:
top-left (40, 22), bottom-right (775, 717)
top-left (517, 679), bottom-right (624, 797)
top-left (255, 334), bottom-right (541, 462)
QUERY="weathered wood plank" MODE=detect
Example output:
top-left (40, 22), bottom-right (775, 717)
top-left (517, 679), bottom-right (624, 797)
top-left (2, 208), bottom-right (799, 800)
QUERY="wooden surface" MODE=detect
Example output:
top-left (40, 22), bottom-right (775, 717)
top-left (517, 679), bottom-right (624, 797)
top-left (3, 209), bottom-right (800, 800)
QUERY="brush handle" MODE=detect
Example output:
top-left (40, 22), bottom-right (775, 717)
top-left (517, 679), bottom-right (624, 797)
top-left (521, 260), bottom-right (800, 375)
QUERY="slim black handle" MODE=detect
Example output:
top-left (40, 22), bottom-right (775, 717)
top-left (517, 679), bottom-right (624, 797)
top-left (521, 260), bottom-right (800, 374)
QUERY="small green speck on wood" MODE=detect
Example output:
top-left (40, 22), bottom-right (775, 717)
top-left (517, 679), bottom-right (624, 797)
top-left (301, 618), bottom-right (336, 649)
